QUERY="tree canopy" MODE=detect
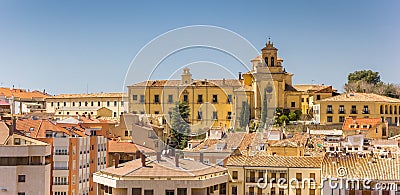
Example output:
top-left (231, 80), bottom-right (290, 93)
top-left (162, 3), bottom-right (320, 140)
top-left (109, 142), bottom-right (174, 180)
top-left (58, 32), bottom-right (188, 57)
top-left (347, 70), bottom-right (381, 85)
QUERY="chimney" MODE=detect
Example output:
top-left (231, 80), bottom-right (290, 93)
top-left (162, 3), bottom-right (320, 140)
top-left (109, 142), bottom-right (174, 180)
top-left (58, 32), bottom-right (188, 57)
top-left (156, 152), bottom-right (161, 162)
top-left (141, 152), bottom-right (146, 167)
top-left (135, 150), bottom-right (141, 159)
top-left (11, 117), bottom-right (16, 136)
top-left (199, 152), bottom-right (204, 163)
top-left (175, 154), bottom-right (179, 167)
top-left (114, 153), bottom-right (120, 168)
top-left (238, 72), bottom-right (242, 80)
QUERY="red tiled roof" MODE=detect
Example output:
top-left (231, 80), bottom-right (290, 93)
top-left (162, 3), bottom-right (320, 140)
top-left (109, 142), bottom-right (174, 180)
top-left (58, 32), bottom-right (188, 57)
top-left (0, 87), bottom-right (48, 99)
top-left (342, 118), bottom-right (382, 131)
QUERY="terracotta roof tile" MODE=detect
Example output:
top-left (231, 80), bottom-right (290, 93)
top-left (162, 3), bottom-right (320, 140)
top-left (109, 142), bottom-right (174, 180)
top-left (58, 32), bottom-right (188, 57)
top-left (318, 93), bottom-right (400, 103)
top-left (342, 118), bottom-right (382, 131)
top-left (227, 155), bottom-right (322, 168)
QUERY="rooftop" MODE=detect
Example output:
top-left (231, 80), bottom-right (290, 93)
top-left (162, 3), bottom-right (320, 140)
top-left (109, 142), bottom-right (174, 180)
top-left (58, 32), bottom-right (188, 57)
top-left (97, 156), bottom-right (226, 178)
top-left (129, 79), bottom-right (242, 88)
top-left (227, 155), bottom-right (322, 168)
top-left (318, 93), bottom-right (400, 103)
top-left (47, 92), bottom-right (125, 99)
top-left (322, 153), bottom-right (400, 180)
top-left (342, 118), bottom-right (383, 131)
top-left (0, 87), bottom-right (48, 100)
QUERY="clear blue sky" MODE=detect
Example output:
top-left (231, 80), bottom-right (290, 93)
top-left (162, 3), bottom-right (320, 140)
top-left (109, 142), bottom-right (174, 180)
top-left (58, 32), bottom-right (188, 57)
top-left (0, 0), bottom-right (399, 94)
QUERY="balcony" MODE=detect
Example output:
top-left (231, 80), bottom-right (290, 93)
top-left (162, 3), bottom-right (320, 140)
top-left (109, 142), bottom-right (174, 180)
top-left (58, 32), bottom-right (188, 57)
top-left (53, 166), bottom-right (68, 170)
top-left (362, 110), bottom-right (370, 114)
top-left (339, 110), bottom-right (346, 114)
top-left (53, 182), bottom-right (68, 185)
top-left (351, 110), bottom-right (358, 114)
top-left (327, 110), bottom-right (333, 114)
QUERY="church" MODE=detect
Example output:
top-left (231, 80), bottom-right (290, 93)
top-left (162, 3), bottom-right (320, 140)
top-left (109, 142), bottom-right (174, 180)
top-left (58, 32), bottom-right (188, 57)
top-left (127, 38), bottom-right (337, 129)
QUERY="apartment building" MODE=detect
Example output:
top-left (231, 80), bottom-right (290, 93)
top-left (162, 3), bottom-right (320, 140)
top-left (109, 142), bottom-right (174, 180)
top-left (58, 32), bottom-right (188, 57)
top-left (15, 119), bottom-right (108, 195)
top-left (313, 93), bottom-right (400, 125)
top-left (0, 87), bottom-right (48, 114)
top-left (226, 154), bottom-right (323, 195)
top-left (0, 121), bottom-right (51, 195)
top-left (93, 153), bottom-right (228, 195)
top-left (45, 93), bottom-right (126, 120)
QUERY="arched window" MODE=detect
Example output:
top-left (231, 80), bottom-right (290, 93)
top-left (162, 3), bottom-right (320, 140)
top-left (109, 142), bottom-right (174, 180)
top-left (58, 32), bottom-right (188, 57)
top-left (271, 57), bottom-right (275, 66)
top-left (264, 57), bottom-right (268, 66)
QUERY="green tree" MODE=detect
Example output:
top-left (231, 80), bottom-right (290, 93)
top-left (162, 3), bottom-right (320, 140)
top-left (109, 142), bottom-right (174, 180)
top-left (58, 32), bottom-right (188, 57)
top-left (288, 112), bottom-right (297, 121)
top-left (239, 100), bottom-right (250, 129)
top-left (294, 110), bottom-right (302, 120)
top-left (279, 115), bottom-right (289, 125)
top-left (348, 70), bottom-right (381, 85)
top-left (170, 102), bottom-right (190, 149)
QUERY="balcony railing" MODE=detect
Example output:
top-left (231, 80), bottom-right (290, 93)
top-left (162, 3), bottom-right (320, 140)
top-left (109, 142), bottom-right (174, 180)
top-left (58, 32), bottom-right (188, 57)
top-left (339, 110), bottom-right (345, 114)
top-left (351, 110), bottom-right (358, 114)
top-left (362, 110), bottom-right (370, 114)
top-left (53, 182), bottom-right (68, 185)
top-left (53, 166), bottom-right (68, 170)
top-left (327, 110), bottom-right (333, 114)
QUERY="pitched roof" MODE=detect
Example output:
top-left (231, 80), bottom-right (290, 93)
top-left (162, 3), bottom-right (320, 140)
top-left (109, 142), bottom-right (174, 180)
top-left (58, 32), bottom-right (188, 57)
top-left (318, 93), bottom-right (400, 103)
top-left (129, 79), bottom-right (242, 88)
top-left (342, 118), bottom-right (383, 131)
top-left (322, 153), bottom-right (400, 180)
top-left (293, 84), bottom-right (334, 93)
top-left (0, 87), bottom-right (48, 99)
top-left (15, 119), bottom-right (87, 138)
top-left (47, 92), bottom-right (125, 99)
top-left (108, 140), bottom-right (155, 153)
top-left (0, 121), bottom-right (10, 145)
top-left (98, 156), bottom-right (226, 178)
top-left (227, 155), bottom-right (322, 168)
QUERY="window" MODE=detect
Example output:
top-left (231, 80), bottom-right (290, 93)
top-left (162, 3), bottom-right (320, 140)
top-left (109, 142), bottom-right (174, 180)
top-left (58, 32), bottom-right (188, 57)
top-left (296, 173), bottom-right (302, 181)
top-left (310, 173), bottom-right (316, 180)
top-left (197, 111), bottom-right (202, 120)
top-left (212, 95), bottom-right (218, 103)
top-left (227, 95), bottom-right (232, 103)
top-left (85, 101), bottom-right (88, 106)
top-left (98, 101), bottom-right (100, 106)
top-left (132, 188), bottom-right (141, 195)
top-left (327, 105), bottom-right (333, 113)
top-left (197, 94), bottom-right (203, 103)
top-left (351, 105), bottom-right (357, 114)
top-left (291, 102), bottom-right (296, 108)
top-left (18, 193), bottom-right (25, 195)
top-left (327, 116), bottom-right (333, 122)
top-left (177, 188), bottom-right (187, 195)
top-left (18, 175), bottom-right (26, 182)
top-left (380, 105), bottom-right (384, 114)
top-left (183, 94), bottom-right (188, 102)
top-left (113, 112), bottom-right (117, 117)
top-left (382, 127), bottom-right (387, 136)
top-left (72, 102), bottom-right (75, 107)
top-left (106, 101), bottom-right (110, 107)
top-left (265, 57), bottom-right (268, 66)
top-left (231, 186), bottom-right (238, 195)
top-left (154, 95), bottom-right (160, 103)
top-left (133, 95), bottom-right (137, 100)
top-left (168, 95), bottom-right (173, 103)
top-left (144, 190), bottom-right (154, 195)
top-left (154, 111), bottom-right (159, 114)
top-left (166, 190), bottom-right (174, 195)
top-left (339, 105), bottom-right (345, 114)
top-left (57, 102), bottom-right (60, 107)
top-left (63, 102), bottom-right (66, 106)
top-left (227, 111), bottom-right (232, 119)
top-left (125, 130), bottom-right (129, 136)
top-left (363, 105), bottom-right (369, 114)
top-left (140, 95), bottom-right (145, 103)
top-left (339, 116), bottom-right (345, 123)
top-left (232, 171), bottom-right (238, 179)
top-left (316, 95), bottom-right (321, 100)
top-left (90, 101), bottom-right (94, 106)
top-left (51, 102), bottom-right (54, 107)
top-left (309, 189), bottom-right (316, 195)
top-left (212, 111), bottom-right (218, 120)
top-left (121, 101), bottom-right (124, 106)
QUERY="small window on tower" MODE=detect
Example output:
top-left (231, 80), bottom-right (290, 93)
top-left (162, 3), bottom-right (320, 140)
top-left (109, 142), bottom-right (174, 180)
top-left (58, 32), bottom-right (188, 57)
top-left (264, 57), bottom-right (268, 66)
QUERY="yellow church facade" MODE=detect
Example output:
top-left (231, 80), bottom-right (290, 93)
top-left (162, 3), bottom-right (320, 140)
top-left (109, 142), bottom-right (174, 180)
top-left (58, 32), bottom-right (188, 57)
top-left (127, 38), bottom-right (336, 129)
